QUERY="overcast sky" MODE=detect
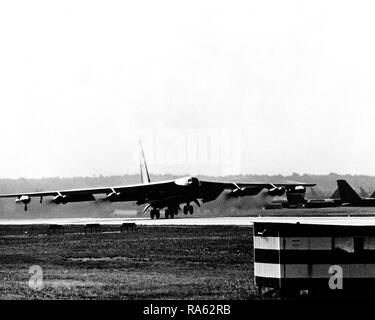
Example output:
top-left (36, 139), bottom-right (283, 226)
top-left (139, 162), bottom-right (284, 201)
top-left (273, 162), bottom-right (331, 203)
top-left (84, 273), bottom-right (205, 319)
top-left (0, 0), bottom-right (374, 178)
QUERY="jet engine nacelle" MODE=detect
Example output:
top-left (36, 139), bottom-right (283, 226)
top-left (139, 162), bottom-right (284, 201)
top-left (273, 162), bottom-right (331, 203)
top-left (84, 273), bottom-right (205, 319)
top-left (105, 192), bottom-right (121, 202)
top-left (231, 187), bottom-right (262, 197)
top-left (268, 187), bottom-right (286, 197)
top-left (293, 185), bottom-right (306, 193)
top-left (231, 188), bottom-right (245, 197)
top-left (286, 186), bottom-right (306, 193)
top-left (16, 195), bottom-right (31, 211)
top-left (52, 194), bottom-right (68, 204)
top-left (228, 186), bottom-right (264, 198)
top-left (15, 195), bottom-right (31, 205)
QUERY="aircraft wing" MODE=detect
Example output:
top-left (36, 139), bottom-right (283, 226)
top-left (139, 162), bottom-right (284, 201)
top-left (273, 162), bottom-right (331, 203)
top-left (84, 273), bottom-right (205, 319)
top-left (0, 180), bottom-right (177, 199)
top-left (0, 177), bottom-right (315, 211)
top-left (0, 180), bottom-right (315, 198)
top-left (199, 180), bottom-right (315, 189)
top-left (198, 180), bottom-right (315, 202)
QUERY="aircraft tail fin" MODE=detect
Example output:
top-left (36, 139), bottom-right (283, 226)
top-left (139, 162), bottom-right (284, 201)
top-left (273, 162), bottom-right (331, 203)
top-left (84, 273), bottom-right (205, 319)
top-left (139, 141), bottom-right (151, 184)
top-left (337, 180), bottom-right (362, 203)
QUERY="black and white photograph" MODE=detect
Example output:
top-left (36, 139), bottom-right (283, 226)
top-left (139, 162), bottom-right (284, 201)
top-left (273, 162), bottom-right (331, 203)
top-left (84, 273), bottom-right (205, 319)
top-left (0, 0), bottom-right (375, 315)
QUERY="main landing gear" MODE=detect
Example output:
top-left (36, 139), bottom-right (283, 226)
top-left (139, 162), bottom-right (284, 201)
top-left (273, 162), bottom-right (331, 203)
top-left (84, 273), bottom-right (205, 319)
top-left (150, 204), bottom-right (195, 220)
top-left (150, 209), bottom-right (160, 219)
top-left (164, 205), bottom-right (193, 219)
top-left (183, 204), bottom-right (194, 215)
top-left (165, 207), bottom-right (178, 219)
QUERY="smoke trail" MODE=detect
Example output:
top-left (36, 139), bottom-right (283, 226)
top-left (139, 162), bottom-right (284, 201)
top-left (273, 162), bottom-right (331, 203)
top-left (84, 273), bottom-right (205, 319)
top-left (205, 189), bottom-right (272, 216)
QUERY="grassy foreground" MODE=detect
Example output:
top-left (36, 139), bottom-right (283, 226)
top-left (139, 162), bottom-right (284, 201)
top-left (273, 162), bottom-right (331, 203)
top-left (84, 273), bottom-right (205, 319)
top-left (0, 225), bottom-right (254, 300)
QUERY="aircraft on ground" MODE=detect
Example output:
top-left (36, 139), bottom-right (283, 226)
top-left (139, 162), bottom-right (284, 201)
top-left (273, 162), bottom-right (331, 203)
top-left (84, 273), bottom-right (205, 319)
top-left (0, 145), bottom-right (315, 219)
top-left (268, 187), bottom-right (342, 209)
top-left (337, 180), bottom-right (375, 207)
top-left (301, 187), bottom-right (343, 208)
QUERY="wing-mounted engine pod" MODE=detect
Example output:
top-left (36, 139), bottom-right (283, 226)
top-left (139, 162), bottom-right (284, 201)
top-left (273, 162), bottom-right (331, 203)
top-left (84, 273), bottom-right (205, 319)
top-left (15, 195), bottom-right (31, 211)
top-left (105, 188), bottom-right (121, 202)
top-left (294, 185), bottom-right (306, 193)
top-left (230, 185), bottom-right (263, 197)
top-left (231, 187), bottom-right (245, 197)
top-left (286, 185), bottom-right (306, 194)
top-left (268, 187), bottom-right (286, 197)
top-left (15, 195), bottom-right (31, 205)
top-left (53, 193), bottom-right (96, 204)
top-left (52, 193), bottom-right (68, 204)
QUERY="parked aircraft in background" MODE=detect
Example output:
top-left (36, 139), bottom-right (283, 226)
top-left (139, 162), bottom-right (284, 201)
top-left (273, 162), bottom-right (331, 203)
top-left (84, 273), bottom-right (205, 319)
top-left (337, 180), bottom-right (375, 207)
top-left (0, 145), bottom-right (315, 219)
top-left (285, 188), bottom-right (340, 208)
top-left (302, 187), bottom-right (343, 208)
top-left (267, 186), bottom-right (343, 209)
top-left (265, 181), bottom-right (375, 210)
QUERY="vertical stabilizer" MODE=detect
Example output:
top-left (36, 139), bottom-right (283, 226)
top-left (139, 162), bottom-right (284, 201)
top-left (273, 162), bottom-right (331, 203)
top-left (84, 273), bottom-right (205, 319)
top-left (337, 180), bottom-right (362, 203)
top-left (139, 141), bottom-right (151, 184)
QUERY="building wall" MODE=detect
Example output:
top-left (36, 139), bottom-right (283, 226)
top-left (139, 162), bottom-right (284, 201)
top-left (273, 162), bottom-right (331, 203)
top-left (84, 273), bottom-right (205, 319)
top-left (253, 223), bottom-right (375, 294)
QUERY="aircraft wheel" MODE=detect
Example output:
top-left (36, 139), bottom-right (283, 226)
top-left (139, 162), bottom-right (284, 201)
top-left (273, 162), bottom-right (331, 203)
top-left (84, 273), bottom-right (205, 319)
top-left (183, 205), bottom-right (188, 215)
top-left (188, 205), bottom-right (194, 215)
top-left (150, 210), bottom-right (155, 219)
top-left (155, 210), bottom-right (160, 219)
top-left (165, 209), bottom-right (170, 219)
top-left (170, 211), bottom-right (175, 219)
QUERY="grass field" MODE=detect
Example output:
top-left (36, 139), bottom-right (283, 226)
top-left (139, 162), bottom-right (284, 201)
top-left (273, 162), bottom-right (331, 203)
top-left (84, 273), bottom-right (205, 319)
top-left (0, 225), bottom-right (255, 300)
top-left (2, 206), bottom-right (375, 300)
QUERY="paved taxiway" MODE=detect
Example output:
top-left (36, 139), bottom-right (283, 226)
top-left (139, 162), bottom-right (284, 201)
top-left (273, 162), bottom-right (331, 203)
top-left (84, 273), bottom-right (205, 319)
top-left (2, 215), bottom-right (375, 226)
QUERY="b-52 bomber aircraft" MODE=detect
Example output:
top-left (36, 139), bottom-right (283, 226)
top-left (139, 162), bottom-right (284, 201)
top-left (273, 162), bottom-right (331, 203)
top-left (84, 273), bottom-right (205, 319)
top-left (0, 146), bottom-right (315, 219)
top-left (337, 179), bottom-right (375, 207)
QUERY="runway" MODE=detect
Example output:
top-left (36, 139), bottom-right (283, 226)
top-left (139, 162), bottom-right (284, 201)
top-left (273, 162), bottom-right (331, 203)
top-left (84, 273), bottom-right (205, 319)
top-left (2, 215), bottom-right (375, 226)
